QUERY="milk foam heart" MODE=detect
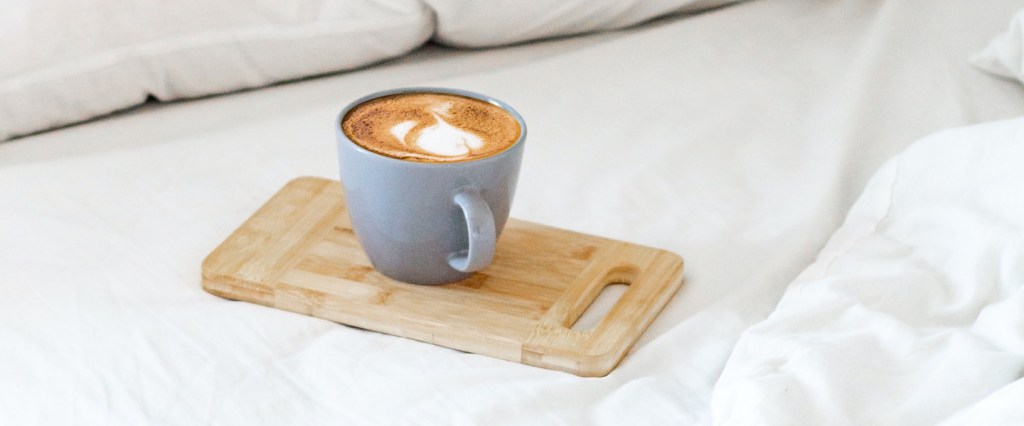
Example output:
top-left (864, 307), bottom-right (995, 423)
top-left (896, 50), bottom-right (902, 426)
top-left (412, 114), bottom-right (484, 156)
top-left (342, 92), bottom-right (520, 163)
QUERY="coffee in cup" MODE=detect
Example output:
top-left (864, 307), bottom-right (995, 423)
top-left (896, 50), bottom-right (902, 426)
top-left (341, 92), bottom-right (521, 163)
top-left (336, 88), bottom-right (526, 285)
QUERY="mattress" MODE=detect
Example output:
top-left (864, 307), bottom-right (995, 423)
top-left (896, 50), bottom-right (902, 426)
top-left (3, 0), bottom-right (1023, 423)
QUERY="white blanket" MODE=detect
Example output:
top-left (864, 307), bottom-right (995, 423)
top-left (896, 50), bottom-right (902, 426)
top-left (2, 0), bottom-right (1024, 424)
top-left (713, 118), bottom-right (1024, 425)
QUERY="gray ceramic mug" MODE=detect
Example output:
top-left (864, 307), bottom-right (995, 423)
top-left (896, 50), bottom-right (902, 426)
top-left (335, 87), bottom-right (526, 285)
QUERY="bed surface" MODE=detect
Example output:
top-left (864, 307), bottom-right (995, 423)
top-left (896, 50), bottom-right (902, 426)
top-left (3, 0), bottom-right (1023, 423)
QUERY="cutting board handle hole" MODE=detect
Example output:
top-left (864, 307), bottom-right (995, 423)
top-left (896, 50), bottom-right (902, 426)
top-left (570, 283), bottom-right (630, 332)
top-left (569, 265), bottom-right (638, 332)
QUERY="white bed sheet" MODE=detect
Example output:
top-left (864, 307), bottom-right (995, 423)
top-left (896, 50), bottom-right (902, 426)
top-left (712, 117), bottom-right (1024, 425)
top-left (3, 0), bottom-right (1024, 424)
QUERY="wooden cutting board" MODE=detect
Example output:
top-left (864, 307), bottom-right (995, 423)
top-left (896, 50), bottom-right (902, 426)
top-left (202, 177), bottom-right (684, 377)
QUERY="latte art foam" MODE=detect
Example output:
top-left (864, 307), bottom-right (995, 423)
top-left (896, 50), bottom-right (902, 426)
top-left (342, 92), bottom-right (520, 163)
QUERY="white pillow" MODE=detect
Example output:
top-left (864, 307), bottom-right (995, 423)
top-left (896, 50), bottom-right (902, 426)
top-left (0, 0), bottom-right (432, 141)
top-left (423, 0), bottom-right (742, 48)
top-left (971, 9), bottom-right (1024, 82)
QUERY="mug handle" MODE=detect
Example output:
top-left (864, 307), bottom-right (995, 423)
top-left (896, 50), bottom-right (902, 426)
top-left (448, 187), bottom-right (496, 273)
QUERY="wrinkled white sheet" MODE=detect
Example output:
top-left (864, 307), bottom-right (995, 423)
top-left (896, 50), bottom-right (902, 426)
top-left (2, 0), bottom-right (1024, 424)
top-left (712, 118), bottom-right (1024, 425)
top-left (972, 8), bottom-right (1024, 84)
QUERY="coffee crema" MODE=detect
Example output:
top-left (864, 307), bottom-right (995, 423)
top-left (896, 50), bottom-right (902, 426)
top-left (342, 92), bottom-right (521, 163)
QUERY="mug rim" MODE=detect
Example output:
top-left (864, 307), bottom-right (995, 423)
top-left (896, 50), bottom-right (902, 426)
top-left (336, 87), bottom-right (527, 166)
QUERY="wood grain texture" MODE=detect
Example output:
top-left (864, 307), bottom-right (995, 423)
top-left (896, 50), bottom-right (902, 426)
top-left (202, 177), bottom-right (684, 376)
